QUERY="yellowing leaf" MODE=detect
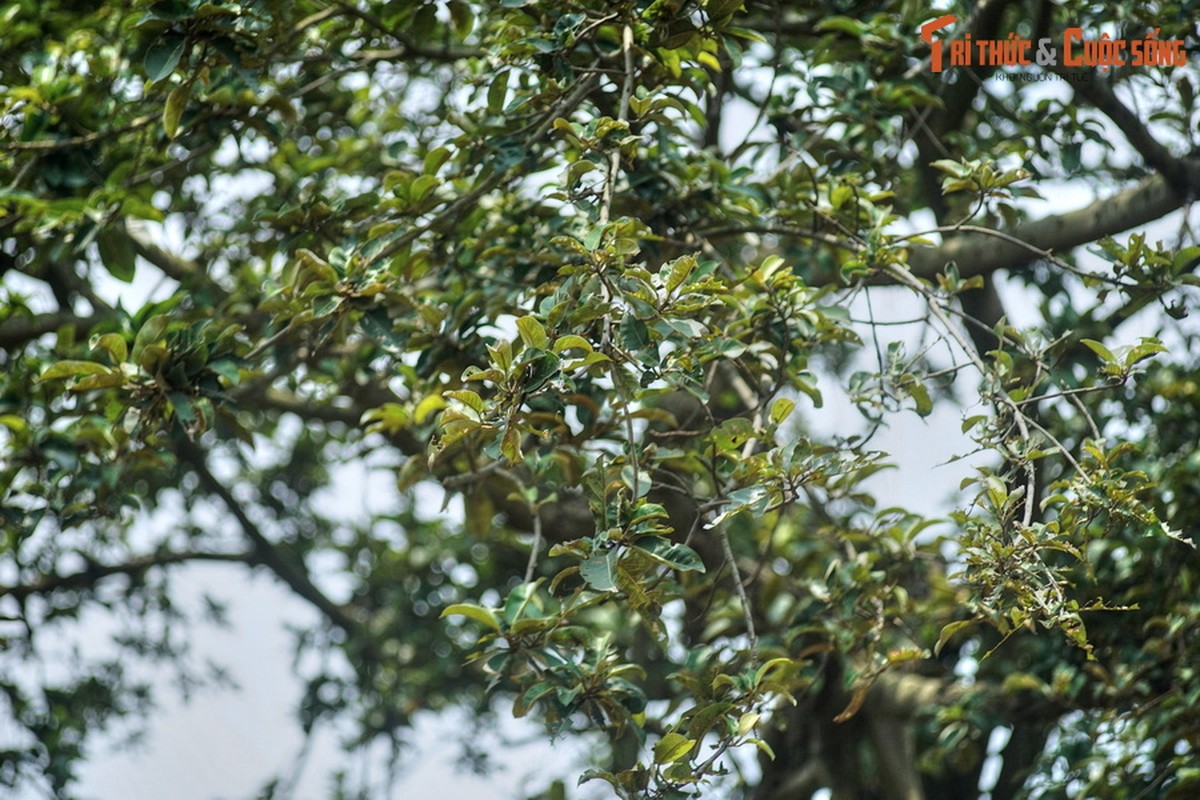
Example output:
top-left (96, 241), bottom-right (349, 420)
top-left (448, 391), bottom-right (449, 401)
top-left (769, 397), bottom-right (795, 425)
top-left (501, 425), bottom-right (522, 463)
top-left (90, 332), bottom-right (128, 364)
top-left (163, 82), bottom-right (190, 139)
top-left (414, 394), bottom-right (447, 423)
top-left (736, 712), bottom-right (760, 737)
top-left (552, 335), bottom-right (593, 354)
top-left (39, 360), bottom-right (112, 381)
top-left (444, 390), bottom-right (483, 414)
top-left (935, 619), bottom-right (975, 656)
top-left (439, 603), bottom-right (501, 632)
top-left (652, 732), bottom-right (695, 764)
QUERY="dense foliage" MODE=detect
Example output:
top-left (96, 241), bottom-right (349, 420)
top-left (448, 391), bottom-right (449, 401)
top-left (2, 1), bottom-right (1199, 798)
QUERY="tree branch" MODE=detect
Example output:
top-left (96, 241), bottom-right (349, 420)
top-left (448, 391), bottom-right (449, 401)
top-left (173, 437), bottom-right (363, 634)
top-left (369, 66), bottom-right (600, 265)
top-left (907, 166), bottom-right (1198, 279)
top-left (124, 219), bottom-right (224, 296)
top-left (0, 549), bottom-right (254, 601)
top-left (0, 311), bottom-right (107, 350)
top-left (1060, 70), bottom-right (1192, 191)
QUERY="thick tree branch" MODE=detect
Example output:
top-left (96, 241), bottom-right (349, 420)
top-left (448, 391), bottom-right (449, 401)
top-left (907, 166), bottom-right (1198, 279)
top-left (1, 115), bottom-right (157, 152)
top-left (866, 711), bottom-right (924, 800)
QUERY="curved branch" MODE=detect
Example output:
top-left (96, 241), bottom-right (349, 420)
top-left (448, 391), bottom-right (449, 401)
top-left (173, 437), bottom-right (363, 634)
top-left (124, 219), bottom-right (223, 295)
top-left (907, 166), bottom-right (1198, 279)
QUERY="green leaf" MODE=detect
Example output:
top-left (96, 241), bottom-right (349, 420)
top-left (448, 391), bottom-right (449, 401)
top-left (423, 146), bottom-right (451, 175)
top-left (131, 315), bottom-right (171, 365)
top-left (814, 15), bottom-right (864, 36)
top-left (487, 69), bottom-right (510, 115)
top-left (440, 603), bottom-right (502, 632)
top-left (145, 34), bottom-right (187, 81)
top-left (1124, 337), bottom-right (1166, 368)
top-left (410, 174), bottom-right (439, 204)
top-left (513, 682), bottom-right (555, 718)
top-left (705, 0), bottom-right (744, 20)
top-left (686, 702), bottom-right (734, 739)
top-left (208, 358), bottom-right (241, 385)
top-left (96, 228), bottom-right (137, 282)
top-left (169, 391), bottom-right (196, 425)
top-left (633, 537), bottom-right (705, 572)
top-left (618, 315), bottom-right (650, 351)
top-left (516, 315), bottom-right (549, 350)
top-left (1080, 338), bottom-right (1117, 366)
top-left (1172, 245), bottom-right (1200, 272)
top-left (907, 380), bottom-right (932, 417)
top-left (582, 227), bottom-right (604, 251)
top-left (935, 619), bottom-right (974, 656)
top-left (578, 769), bottom-right (617, 788)
top-left (580, 548), bottom-right (620, 591)
top-left (503, 582), bottom-right (544, 626)
top-left (447, 0), bottom-right (474, 36)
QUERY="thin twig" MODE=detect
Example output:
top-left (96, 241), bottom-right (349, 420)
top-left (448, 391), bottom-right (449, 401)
top-left (370, 66), bottom-right (600, 266)
top-left (524, 509), bottom-right (543, 584)
top-left (883, 262), bottom-right (1039, 528)
top-left (719, 524), bottom-right (757, 652)
top-left (599, 24), bottom-right (635, 226)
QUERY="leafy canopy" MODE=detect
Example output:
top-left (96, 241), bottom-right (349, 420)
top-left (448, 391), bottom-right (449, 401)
top-left (1, 1), bottom-right (1199, 798)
